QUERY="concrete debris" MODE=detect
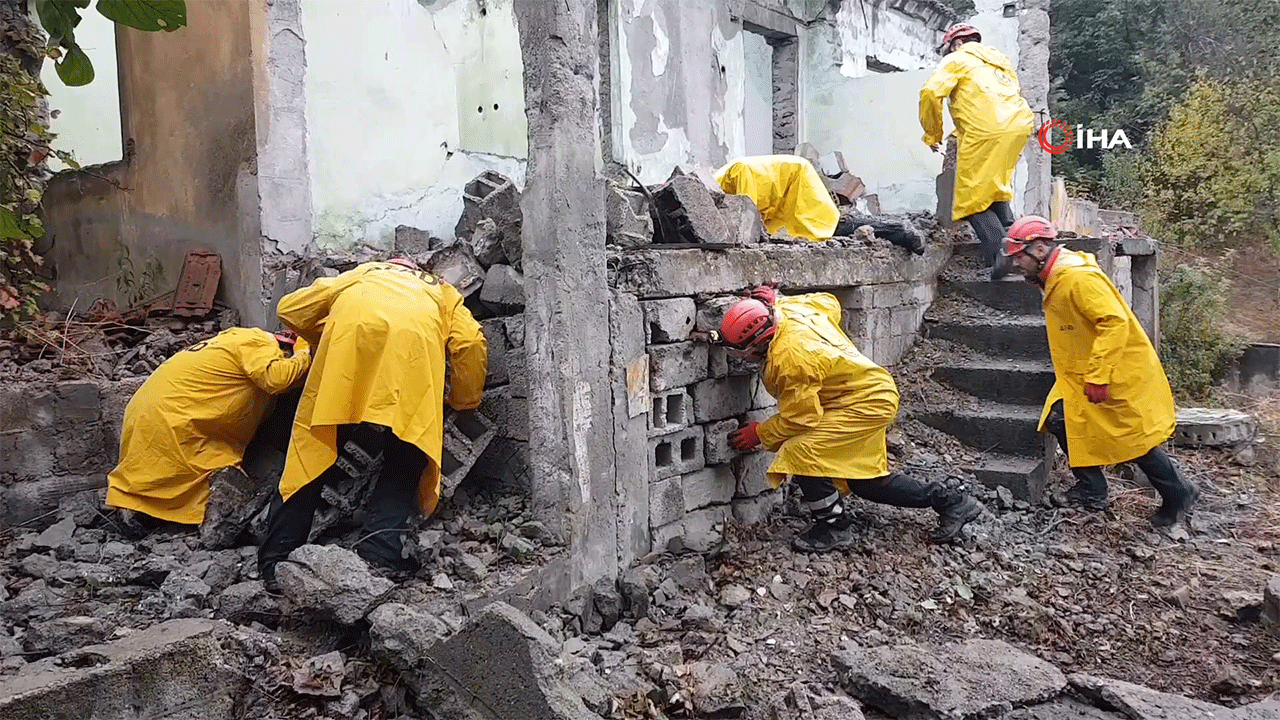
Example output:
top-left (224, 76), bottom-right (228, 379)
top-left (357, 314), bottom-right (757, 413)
top-left (840, 212), bottom-right (927, 254)
top-left (642, 297), bottom-right (696, 344)
top-left (835, 638), bottom-right (1067, 718)
top-left (1068, 674), bottom-right (1229, 720)
top-left (367, 602), bottom-right (454, 670)
top-left (720, 193), bottom-right (766, 245)
top-left (199, 466), bottom-right (272, 551)
top-left (1172, 408), bottom-right (1258, 447)
top-left (426, 241), bottom-right (486, 297)
top-left (393, 225), bottom-right (437, 254)
top-left (606, 181), bottom-right (655, 248)
top-left (470, 218), bottom-right (509, 267)
top-left (653, 175), bottom-right (731, 245)
top-left (217, 581), bottom-right (279, 621)
top-left (479, 263), bottom-right (526, 312)
top-left (455, 170), bottom-right (524, 269)
top-left (1264, 576), bottom-right (1280, 631)
top-left (680, 661), bottom-right (745, 716)
top-left (292, 650), bottom-right (346, 698)
top-left (766, 682), bottom-right (867, 720)
top-left (24, 616), bottom-right (114, 655)
top-left (275, 544), bottom-right (395, 625)
top-left (139, 571), bottom-right (212, 619)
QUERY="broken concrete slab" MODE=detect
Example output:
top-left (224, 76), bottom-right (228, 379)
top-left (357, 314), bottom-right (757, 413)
top-left (199, 466), bottom-right (272, 550)
top-left (367, 602), bottom-right (454, 671)
top-left (394, 225), bottom-right (437, 254)
top-left (275, 544), bottom-right (395, 625)
top-left (1222, 699), bottom-right (1280, 720)
top-left (24, 616), bottom-right (113, 656)
top-left (653, 175), bottom-right (730, 245)
top-left (641, 298), bottom-right (696, 344)
top-left (997, 698), bottom-right (1124, 719)
top-left (680, 661), bottom-right (745, 717)
top-left (719, 193), bottom-right (765, 245)
top-left (1172, 408), bottom-right (1258, 447)
top-left (606, 181), bottom-right (654, 249)
top-left (410, 601), bottom-right (607, 720)
top-left (427, 242), bottom-right (486, 297)
top-left (471, 218), bottom-right (509, 267)
top-left (0, 619), bottom-right (247, 720)
top-left (480, 263), bottom-right (527, 311)
top-left (1264, 575), bottom-right (1280, 631)
top-left (456, 171), bottom-right (524, 268)
top-left (1068, 674), bottom-right (1227, 720)
top-left (835, 638), bottom-right (1067, 719)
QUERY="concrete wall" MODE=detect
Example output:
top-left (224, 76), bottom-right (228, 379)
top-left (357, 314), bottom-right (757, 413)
top-left (40, 8), bottom-right (123, 171)
top-left (41, 0), bottom-right (264, 320)
top-left (299, 0), bottom-right (528, 250)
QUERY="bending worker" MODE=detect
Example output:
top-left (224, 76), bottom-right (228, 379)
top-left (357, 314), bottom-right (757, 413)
top-left (715, 155), bottom-right (840, 241)
top-left (1001, 216), bottom-right (1199, 526)
top-left (920, 22), bottom-right (1035, 281)
top-left (257, 257), bottom-right (487, 590)
top-left (106, 328), bottom-right (312, 535)
top-left (716, 287), bottom-right (984, 552)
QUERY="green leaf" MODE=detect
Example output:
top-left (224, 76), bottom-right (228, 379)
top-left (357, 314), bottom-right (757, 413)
top-left (95, 0), bottom-right (187, 32)
top-left (0, 208), bottom-right (35, 240)
top-left (54, 43), bottom-right (95, 86)
top-left (34, 0), bottom-right (82, 47)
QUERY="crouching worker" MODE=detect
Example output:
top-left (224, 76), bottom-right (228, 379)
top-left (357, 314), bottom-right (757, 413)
top-left (715, 155), bottom-right (841, 241)
top-left (106, 328), bottom-right (312, 537)
top-left (715, 288), bottom-right (984, 552)
top-left (257, 257), bottom-right (487, 591)
top-left (1001, 217), bottom-right (1199, 526)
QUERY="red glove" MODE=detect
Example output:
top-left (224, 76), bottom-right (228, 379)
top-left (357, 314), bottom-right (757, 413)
top-left (729, 421), bottom-right (761, 451)
top-left (1084, 383), bottom-right (1109, 404)
top-left (749, 285), bottom-right (777, 305)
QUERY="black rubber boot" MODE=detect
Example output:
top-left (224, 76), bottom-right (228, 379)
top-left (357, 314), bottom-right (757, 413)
top-left (846, 472), bottom-right (984, 543)
top-left (931, 495), bottom-right (984, 544)
top-left (966, 206), bottom-right (1007, 276)
top-left (1045, 400), bottom-right (1111, 512)
top-left (1135, 446), bottom-right (1199, 527)
top-left (791, 476), bottom-right (856, 553)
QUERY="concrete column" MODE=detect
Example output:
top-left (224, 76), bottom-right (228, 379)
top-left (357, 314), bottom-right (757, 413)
top-left (515, 0), bottom-right (618, 588)
top-left (1017, 0), bottom-right (1051, 217)
top-left (1130, 252), bottom-right (1160, 351)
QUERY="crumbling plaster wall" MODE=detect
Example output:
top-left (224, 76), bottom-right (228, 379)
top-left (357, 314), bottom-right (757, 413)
top-left (299, 0), bottom-right (528, 251)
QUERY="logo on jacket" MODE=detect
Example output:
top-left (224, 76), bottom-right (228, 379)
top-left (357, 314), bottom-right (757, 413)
top-left (1038, 119), bottom-right (1132, 154)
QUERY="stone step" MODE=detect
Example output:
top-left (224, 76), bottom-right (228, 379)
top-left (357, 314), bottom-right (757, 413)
top-left (941, 278), bottom-right (1043, 316)
top-left (963, 453), bottom-right (1048, 504)
top-left (918, 402), bottom-right (1045, 456)
top-left (923, 316), bottom-right (1049, 359)
top-left (932, 359), bottom-right (1056, 406)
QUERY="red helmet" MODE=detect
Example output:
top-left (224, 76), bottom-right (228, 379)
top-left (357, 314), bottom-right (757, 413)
top-left (1002, 215), bottom-right (1058, 256)
top-left (940, 23), bottom-right (981, 52)
top-left (387, 257), bottom-right (418, 269)
top-left (273, 329), bottom-right (298, 346)
top-left (720, 299), bottom-right (776, 358)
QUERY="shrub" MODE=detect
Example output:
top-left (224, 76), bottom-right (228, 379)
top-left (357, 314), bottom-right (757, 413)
top-left (1158, 256), bottom-right (1247, 401)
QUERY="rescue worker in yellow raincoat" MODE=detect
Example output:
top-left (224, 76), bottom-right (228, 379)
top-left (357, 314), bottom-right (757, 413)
top-left (714, 155), bottom-right (841, 241)
top-left (714, 287), bottom-right (984, 552)
top-left (257, 257), bottom-right (487, 590)
top-left (106, 328), bottom-right (312, 534)
top-left (1001, 216), bottom-right (1199, 526)
top-left (920, 23), bottom-right (1035, 281)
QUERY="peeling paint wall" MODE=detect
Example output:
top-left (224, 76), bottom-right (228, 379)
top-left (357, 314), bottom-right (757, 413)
top-left (608, 0), bottom-right (747, 185)
top-left (300, 0), bottom-right (527, 250)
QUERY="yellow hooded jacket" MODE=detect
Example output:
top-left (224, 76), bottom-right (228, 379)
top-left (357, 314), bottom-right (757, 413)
top-left (919, 42), bottom-right (1035, 221)
top-left (1034, 249), bottom-right (1177, 467)
top-left (275, 261), bottom-right (487, 516)
top-left (755, 293), bottom-right (900, 493)
top-left (714, 155), bottom-right (840, 241)
top-left (106, 328), bottom-right (312, 524)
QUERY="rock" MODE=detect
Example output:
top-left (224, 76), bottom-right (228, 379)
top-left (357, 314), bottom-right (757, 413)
top-left (408, 602), bottom-right (605, 720)
top-left (998, 698), bottom-right (1122, 719)
top-left (426, 242), bottom-right (485, 297)
top-left (292, 651), bottom-right (346, 698)
top-left (0, 632), bottom-right (20, 658)
top-left (394, 225), bottom-right (436, 254)
top-left (199, 467), bottom-right (272, 550)
top-left (606, 181), bottom-right (654, 248)
top-left (32, 517), bottom-right (77, 557)
top-left (996, 485), bottom-right (1015, 510)
top-left (619, 564), bottom-right (660, 620)
top-left (367, 602), bottom-right (454, 670)
top-left (719, 193), bottom-right (764, 245)
top-left (1068, 674), bottom-right (1227, 720)
top-left (217, 581), bottom-right (279, 621)
top-left (455, 552), bottom-right (489, 583)
top-left (140, 571), bottom-right (213, 619)
top-left (479, 264), bottom-right (525, 311)
top-left (592, 577), bottom-right (622, 632)
top-left (471, 218), bottom-right (509, 267)
top-left (25, 616), bottom-right (113, 655)
top-left (836, 639), bottom-right (1067, 719)
top-left (455, 170), bottom-right (524, 269)
top-left (1223, 700), bottom-right (1280, 720)
top-left (275, 544), bottom-right (394, 625)
top-left (671, 556), bottom-right (709, 592)
top-left (56, 490), bottom-right (103, 528)
top-left (1264, 575), bottom-right (1280, 630)
top-left (653, 175), bottom-right (730, 244)
top-left (565, 584), bottom-right (603, 635)
top-left (681, 661), bottom-right (745, 716)
top-left (719, 584), bottom-right (751, 609)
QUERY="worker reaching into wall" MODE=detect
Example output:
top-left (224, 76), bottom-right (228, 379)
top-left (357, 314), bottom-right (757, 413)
top-left (256, 257), bottom-right (487, 592)
top-left (714, 155), bottom-right (842, 241)
top-left (1000, 216), bottom-right (1199, 526)
top-left (106, 327), bottom-right (313, 538)
top-left (712, 287), bottom-right (985, 552)
top-left (920, 23), bottom-right (1035, 282)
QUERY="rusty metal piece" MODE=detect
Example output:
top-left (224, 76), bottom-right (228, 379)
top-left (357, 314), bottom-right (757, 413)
top-left (170, 251), bottom-right (222, 317)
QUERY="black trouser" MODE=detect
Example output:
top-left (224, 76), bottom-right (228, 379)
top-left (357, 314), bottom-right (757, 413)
top-left (965, 200), bottom-right (1016, 266)
top-left (257, 424), bottom-right (427, 580)
top-left (794, 471), bottom-right (968, 516)
top-left (1043, 399), bottom-right (1186, 502)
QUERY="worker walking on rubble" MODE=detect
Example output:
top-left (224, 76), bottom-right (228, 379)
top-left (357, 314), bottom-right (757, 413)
top-left (714, 155), bottom-right (842, 241)
top-left (106, 327), bottom-right (312, 536)
top-left (919, 23), bottom-right (1035, 281)
top-left (1000, 216), bottom-right (1199, 526)
top-left (257, 257), bottom-right (487, 591)
top-left (715, 287), bottom-right (984, 552)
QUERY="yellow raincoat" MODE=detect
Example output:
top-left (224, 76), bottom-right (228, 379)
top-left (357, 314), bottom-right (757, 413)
top-left (755, 293), bottom-right (900, 493)
top-left (275, 261), bottom-right (487, 517)
top-left (1034, 249), bottom-right (1177, 467)
top-left (714, 155), bottom-right (840, 241)
top-left (106, 328), bottom-right (312, 524)
top-left (919, 42), bottom-right (1035, 221)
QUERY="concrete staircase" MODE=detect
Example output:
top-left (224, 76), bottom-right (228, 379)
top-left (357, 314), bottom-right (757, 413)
top-left (918, 242), bottom-right (1057, 502)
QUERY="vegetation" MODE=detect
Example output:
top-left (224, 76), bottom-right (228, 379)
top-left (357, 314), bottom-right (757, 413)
top-left (0, 0), bottom-right (186, 321)
top-left (1158, 258), bottom-right (1246, 401)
